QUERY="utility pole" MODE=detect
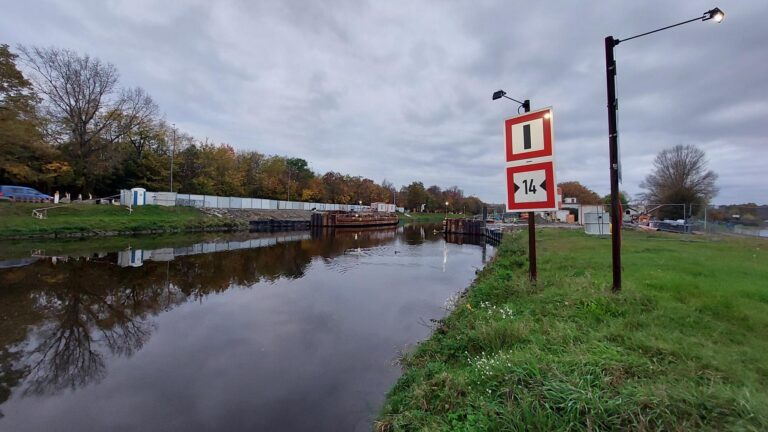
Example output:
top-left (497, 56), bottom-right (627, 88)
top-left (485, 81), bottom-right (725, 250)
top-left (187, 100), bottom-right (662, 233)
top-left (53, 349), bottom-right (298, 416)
top-left (170, 124), bottom-right (176, 192)
top-left (704, 205), bottom-right (708, 233)
top-left (604, 7), bottom-right (725, 292)
top-left (605, 37), bottom-right (621, 292)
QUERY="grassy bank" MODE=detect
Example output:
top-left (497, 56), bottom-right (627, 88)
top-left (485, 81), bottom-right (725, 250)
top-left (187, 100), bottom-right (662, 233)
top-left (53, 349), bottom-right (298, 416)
top-left (0, 202), bottom-right (243, 239)
top-left (402, 212), bottom-right (466, 222)
top-left (378, 229), bottom-right (768, 431)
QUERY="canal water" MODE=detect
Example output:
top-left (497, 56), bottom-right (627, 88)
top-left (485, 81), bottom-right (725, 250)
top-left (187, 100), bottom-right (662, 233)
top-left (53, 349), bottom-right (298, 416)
top-left (0, 224), bottom-right (493, 432)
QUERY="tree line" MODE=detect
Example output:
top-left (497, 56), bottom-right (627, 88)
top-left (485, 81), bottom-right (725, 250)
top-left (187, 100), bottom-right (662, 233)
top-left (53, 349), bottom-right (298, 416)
top-left (0, 44), bottom-right (486, 213)
top-left (558, 143), bottom-right (719, 220)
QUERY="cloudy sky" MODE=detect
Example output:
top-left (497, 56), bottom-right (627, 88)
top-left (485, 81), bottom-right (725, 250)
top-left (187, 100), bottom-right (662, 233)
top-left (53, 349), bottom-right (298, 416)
top-left (3, 1), bottom-right (766, 205)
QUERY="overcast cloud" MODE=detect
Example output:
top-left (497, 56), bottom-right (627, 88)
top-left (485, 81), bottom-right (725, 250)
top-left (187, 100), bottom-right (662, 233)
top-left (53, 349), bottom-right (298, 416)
top-left (2, 0), bottom-right (766, 204)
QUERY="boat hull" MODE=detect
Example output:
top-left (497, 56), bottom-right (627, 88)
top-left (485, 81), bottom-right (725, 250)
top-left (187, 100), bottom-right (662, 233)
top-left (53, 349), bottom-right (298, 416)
top-left (311, 211), bottom-right (399, 228)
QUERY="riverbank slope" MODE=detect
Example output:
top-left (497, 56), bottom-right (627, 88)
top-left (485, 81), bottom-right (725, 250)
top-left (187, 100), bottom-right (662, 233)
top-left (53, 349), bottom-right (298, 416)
top-left (400, 212), bottom-right (466, 222)
top-left (0, 203), bottom-right (244, 239)
top-left (378, 229), bottom-right (767, 430)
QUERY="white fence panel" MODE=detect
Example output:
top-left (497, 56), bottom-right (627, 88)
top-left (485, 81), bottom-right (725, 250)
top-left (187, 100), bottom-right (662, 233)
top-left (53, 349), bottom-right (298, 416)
top-left (145, 192), bottom-right (157, 205)
top-left (126, 189), bottom-right (376, 212)
top-left (155, 192), bottom-right (177, 206)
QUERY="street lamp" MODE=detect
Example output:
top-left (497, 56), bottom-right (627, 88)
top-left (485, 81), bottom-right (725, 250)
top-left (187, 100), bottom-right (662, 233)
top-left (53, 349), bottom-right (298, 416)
top-left (445, 201), bottom-right (449, 219)
top-left (170, 123), bottom-right (176, 192)
top-left (492, 90), bottom-right (530, 113)
top-left (605, 7), bottom-right (724, 292)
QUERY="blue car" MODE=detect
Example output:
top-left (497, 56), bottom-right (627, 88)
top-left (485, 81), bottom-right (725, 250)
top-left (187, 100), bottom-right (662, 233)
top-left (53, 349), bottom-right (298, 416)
top-left (0, 185), bottom-right (53, 202)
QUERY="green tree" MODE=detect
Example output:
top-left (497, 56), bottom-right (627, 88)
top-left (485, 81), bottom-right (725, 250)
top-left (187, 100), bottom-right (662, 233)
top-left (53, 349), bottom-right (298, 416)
top-left (402, 181), bottom-right (428, 212)
top-left (237, 150), bottom-right (266, 197)
top-left (602, 191), bottom-right (630, 206)
top-left (321, 172), bottom-right (352, 203)
top-left (425, 185), bottom-right (443, 211)
top-left (0, 44), bottom-right (54, 188)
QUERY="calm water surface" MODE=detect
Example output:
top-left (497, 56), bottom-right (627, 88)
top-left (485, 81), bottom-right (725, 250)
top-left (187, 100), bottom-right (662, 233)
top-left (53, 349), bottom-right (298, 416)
top-left (0, 224), bottom-right (493, 432)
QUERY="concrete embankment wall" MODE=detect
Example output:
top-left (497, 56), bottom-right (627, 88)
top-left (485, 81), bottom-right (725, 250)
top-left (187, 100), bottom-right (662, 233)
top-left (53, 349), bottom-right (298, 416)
top-left (200, 208), bottom-right (312, 222)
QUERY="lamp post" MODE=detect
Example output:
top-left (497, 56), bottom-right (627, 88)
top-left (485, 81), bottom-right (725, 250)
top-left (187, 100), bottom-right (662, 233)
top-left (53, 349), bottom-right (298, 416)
top-left (170, 124), bottom-right (176, 192)
top-left (493, 90), bottom-right (537, 282)
top-left (287, 167), bottom-right (291, 201)
top-left (445, 201), bottom-right (449, 219)
top-left (605, 7), bottom-right (724, 292)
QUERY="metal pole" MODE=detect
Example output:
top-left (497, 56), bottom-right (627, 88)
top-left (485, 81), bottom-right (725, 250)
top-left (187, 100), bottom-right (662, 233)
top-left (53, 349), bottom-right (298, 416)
top-left (704, 205), bottom-right (708, 233)
top-left (522, 100), bottom-right (537, 282)
top-left (605, 36), bottom-right (621, 292)
top-left (170, 125), bottom-right (175, 192)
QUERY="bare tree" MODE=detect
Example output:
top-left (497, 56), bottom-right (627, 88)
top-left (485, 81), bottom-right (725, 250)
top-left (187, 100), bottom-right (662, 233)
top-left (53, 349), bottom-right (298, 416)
top-left (107, 87), bottom-right (160, 158)
top-left (18, 46), bottom-right (157, 191)
top-left (640, 144), bottom-right (718, 219)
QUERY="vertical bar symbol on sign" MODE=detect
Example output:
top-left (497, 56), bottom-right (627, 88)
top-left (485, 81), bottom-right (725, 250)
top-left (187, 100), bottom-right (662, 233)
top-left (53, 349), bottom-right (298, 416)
top-left (523, 124), bottom-right (531, 150)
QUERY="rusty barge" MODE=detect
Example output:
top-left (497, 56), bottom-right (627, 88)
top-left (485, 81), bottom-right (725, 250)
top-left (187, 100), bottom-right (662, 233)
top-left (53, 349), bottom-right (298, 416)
top-left (311, 211), bottom-right (399, 228)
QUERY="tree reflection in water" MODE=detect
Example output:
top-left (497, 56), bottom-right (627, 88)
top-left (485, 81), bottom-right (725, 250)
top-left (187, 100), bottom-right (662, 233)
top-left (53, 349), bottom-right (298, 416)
top-left (23, 283), bottom-right (154, 396)
top-left (0, 227), bottom-right (410, 407)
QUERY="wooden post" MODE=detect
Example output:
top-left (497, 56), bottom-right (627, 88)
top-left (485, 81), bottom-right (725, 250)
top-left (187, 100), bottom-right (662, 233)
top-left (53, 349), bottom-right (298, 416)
top-left (528, 211), bottom-right (537, 281)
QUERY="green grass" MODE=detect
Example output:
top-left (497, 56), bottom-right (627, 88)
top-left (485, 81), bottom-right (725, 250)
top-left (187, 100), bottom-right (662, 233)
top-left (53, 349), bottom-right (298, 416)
top-left (378, 229), bottom-right (768, 431)
top-left (0, 202), bottom-right (242, 239)
top-left (402, 213), bottom-right (467, 222)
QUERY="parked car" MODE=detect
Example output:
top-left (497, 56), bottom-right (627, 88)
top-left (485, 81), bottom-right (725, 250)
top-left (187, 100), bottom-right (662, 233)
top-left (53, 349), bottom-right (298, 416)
top-left (0, 185), bottom-right (53, 203)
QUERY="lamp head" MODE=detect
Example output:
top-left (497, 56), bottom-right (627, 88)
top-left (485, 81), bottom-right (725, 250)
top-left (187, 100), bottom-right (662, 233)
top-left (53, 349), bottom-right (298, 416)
top-left (492, 90), bottom-right (506, 100)
top-left (704, 7), bottom-right (725, 22)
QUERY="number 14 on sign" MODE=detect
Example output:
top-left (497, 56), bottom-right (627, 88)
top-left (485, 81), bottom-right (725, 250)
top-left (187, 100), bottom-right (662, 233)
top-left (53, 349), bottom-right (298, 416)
top-left (506, 161), bottom-right (556, 212)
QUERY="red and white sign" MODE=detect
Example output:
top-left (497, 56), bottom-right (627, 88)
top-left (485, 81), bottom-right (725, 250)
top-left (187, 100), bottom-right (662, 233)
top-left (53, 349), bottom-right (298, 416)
top-left (506, 161), bottom-right (556, 212)
top-left (503, 107), bottom-right (557, 212)
top-left (504, 107), bottom-right (554, 162)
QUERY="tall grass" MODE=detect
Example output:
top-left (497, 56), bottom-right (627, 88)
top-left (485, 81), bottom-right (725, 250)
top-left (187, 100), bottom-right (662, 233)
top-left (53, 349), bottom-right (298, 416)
top-left (378, 229), bottom-right (768, 431)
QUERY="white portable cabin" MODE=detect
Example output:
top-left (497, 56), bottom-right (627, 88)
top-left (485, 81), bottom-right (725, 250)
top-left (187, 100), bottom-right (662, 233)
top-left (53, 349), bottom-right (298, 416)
top-left (584, 212), bottom-right (611, 235)
top-left (370, 202), bottom-right (387, 212)
top-left (117, 249), bottom-right (145, 267)
top-left (130, 187), bottom-right (147, 206)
